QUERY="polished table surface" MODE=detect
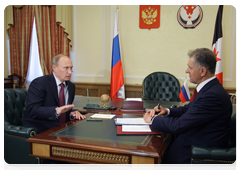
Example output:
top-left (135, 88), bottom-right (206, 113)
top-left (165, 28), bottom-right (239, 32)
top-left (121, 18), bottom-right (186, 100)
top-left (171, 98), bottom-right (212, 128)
top-left (27, 96), bottom-right (236, 164)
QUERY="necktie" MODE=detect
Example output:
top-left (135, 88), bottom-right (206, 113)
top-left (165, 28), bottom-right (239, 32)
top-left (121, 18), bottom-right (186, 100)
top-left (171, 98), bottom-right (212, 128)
top-left (59, 83), bottom-right (66, 124)
top-left (190, 88), bottom-right (197, 102)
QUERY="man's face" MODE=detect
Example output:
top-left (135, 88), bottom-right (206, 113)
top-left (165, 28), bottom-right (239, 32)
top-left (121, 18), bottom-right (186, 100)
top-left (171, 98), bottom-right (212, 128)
top-left (53, 56), bottom-right (73, 82)
top-left (185, 57), bottom-right (202, 85)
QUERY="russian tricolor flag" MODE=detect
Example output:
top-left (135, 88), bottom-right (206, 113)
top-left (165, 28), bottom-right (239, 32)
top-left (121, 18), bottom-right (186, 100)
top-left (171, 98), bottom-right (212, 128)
top-left (179, 79), bottom-right (190, 103)
top-left (110, 8), bottom-right (125, 100)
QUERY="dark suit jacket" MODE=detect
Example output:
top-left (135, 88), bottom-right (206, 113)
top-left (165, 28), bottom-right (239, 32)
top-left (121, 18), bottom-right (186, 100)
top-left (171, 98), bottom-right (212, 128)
top-left (22, 73), bottom-right (76, 133)
top-left (152, 78), bottom-right (232, 164)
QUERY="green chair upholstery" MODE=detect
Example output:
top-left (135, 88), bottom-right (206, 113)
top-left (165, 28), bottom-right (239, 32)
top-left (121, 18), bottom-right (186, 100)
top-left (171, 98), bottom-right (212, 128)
top-left (191, 113), bottom-right (236, 164)
top-left (142, 72), bottom-right (181, 101)
top-left (4, 89), bottom-right (38, 164)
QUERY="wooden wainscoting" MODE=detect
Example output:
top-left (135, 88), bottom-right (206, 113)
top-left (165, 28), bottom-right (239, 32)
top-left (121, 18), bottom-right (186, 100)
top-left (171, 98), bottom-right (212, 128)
top-left (73, 82), bottom-right (236, 101)
top-left (73, 83), bottom-right (143, 98)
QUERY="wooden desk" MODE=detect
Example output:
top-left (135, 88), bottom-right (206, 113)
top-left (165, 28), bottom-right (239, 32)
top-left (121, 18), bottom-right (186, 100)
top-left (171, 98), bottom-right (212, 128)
top-left (27, 114), bottom-right (171, 164)
top-left (27, 96), bottom-right (237, 170)
top-left (27, 97), bottom-right (181, 164)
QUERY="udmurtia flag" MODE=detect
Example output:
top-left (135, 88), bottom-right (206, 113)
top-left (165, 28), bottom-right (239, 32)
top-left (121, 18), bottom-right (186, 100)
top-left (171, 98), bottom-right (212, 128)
top-left (212, 5), bottom-right (223, 85)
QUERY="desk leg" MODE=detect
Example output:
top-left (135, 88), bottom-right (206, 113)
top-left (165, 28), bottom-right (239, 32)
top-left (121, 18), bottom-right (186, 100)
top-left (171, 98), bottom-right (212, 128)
top-left (32, 143), bottom-right (50, 157)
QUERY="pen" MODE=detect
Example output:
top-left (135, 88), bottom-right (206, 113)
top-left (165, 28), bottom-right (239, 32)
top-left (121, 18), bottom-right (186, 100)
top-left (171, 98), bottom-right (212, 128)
top-left (156, 103), bottom-right (161, 114)
top-left (87, 119), bottom-right (102, 122)
top-left (87, 89), bottom-right (89, 102)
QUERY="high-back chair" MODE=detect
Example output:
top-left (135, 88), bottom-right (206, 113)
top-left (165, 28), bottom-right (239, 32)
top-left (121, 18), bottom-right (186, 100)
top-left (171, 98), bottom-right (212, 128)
top-left (142, 72), bottom-right (181, 101)
top-left (4, 89), bottom-right (38, 164)
top-left (191, 112), bottom-right (236, 164)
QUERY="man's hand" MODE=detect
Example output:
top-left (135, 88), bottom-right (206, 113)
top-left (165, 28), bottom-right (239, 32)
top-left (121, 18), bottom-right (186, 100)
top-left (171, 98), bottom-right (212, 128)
top-left (56, 104), bottom-right (75, 115)
top-left (144, 105), bottom-right (169, 123)
top-left (70, 111), bottom-right (86, 120)
top-left (153, 105), bottom-right (168, 116)
top-left (144, 109), bottom-right (155, 123)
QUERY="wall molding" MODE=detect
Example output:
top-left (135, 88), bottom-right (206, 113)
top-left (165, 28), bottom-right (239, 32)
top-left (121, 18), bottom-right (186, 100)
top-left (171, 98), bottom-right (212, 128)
top-left (73, 6), bottom-right (106, 78)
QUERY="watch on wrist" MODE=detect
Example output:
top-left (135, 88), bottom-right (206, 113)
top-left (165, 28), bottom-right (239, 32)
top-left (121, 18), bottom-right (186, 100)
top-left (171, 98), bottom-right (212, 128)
top-left (55, 107), bottom-right (59, 115)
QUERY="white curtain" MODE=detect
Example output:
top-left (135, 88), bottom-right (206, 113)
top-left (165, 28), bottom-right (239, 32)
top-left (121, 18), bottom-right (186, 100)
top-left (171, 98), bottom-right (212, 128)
top-left (26, 17), bottom-right (43, 89)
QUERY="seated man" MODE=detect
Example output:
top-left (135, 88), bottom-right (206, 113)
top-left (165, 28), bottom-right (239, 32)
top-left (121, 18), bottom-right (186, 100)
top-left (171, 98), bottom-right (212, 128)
top-left (144, 48), bottom-right (232, 164)
top-left (23, 54), bottom-right (86, 133)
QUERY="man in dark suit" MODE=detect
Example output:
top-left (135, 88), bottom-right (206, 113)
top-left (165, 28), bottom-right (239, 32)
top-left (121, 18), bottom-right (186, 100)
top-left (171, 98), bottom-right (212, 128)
top-left (23, 54), bottom-right (86, 134)
top-left (144, 48), bottom-right (232, 163)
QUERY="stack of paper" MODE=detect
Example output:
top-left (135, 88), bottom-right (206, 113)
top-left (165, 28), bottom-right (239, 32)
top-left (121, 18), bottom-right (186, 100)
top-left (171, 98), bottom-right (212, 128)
top-left (114, 118), bottom-right (151, 125)
top-left (125, 98), bottom-right (142, 101)
top-left (115, 118), bottom-right (152, 133)
top-left (122, 125), bottom-right (151, 132)
top-left (90, 114), bottom-right (115, 119)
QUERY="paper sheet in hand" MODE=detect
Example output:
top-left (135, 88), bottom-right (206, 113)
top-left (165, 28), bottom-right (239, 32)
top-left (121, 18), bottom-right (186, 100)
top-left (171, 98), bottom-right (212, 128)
top-left (115, 118), bottom-right (151, 125)
top-left (90, 114), bottom-right (115, 119)
top-left (122, 125), bottom-right (151, 132)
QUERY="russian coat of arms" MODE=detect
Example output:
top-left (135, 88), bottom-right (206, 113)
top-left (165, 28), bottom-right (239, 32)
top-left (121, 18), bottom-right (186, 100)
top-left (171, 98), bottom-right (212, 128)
top-left (139, 5), bottom-right (160, 30)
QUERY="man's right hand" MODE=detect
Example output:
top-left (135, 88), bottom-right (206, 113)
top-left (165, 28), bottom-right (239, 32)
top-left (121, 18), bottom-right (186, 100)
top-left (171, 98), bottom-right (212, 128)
top-left (56, 104), bottom-right (75, 115)
top-left (153, 105), bottom-right (168, 116)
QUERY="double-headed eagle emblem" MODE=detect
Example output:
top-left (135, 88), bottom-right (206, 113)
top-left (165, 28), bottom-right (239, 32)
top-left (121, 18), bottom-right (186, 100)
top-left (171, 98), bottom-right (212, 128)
top-left (141, 7), bottom-right (158, 25)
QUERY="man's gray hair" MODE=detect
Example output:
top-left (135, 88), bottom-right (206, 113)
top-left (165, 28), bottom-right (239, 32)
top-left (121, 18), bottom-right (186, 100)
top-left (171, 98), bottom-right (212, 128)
top-left (188, 48), bottom-right (217, 75)
top-left (52, 54), bottom-right (67, 66)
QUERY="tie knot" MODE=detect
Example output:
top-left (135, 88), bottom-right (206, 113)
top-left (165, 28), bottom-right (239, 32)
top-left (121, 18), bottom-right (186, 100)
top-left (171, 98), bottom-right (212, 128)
top-left (60, 83), bottom-right (65, 88)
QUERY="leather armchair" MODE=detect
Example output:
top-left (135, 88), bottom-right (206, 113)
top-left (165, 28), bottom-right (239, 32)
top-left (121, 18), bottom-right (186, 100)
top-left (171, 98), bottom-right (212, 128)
top-left (4, 89), bottom-right (38, 164)
top-left (142, 72), bottom-right (180, 101)
top-left (191, 113), bottom-right (236, 164)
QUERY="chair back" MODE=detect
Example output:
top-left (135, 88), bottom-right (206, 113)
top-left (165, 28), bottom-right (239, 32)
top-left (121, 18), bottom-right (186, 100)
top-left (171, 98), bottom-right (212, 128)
top-left (228, 113), bottom-right (236, 148)
top-left (142, 72), bottom-right (180, 101)
top-left (4, 89), bottom-right (27, 126)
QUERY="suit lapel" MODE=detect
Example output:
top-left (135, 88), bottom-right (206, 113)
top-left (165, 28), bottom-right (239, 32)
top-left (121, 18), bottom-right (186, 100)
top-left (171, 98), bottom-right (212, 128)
top-left (49, 73), bottom-right (59, 105)
top-left (66, 81), bottom-right (73, 104)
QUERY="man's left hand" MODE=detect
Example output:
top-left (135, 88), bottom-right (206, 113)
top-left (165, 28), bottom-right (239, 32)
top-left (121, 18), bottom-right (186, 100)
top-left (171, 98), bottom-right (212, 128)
top-left (70, 111), bottom-right (86, 120)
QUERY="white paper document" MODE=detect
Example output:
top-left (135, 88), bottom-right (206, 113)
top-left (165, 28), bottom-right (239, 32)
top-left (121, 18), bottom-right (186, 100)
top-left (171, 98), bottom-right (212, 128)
top-left (125, 98), bottom-right (142, 101)
top-left (90, 114), bottom-right (115, 119)
top-left (115, 118), bottom-right (151, 125)
top-left (122, 125), bottom-right (151, 132)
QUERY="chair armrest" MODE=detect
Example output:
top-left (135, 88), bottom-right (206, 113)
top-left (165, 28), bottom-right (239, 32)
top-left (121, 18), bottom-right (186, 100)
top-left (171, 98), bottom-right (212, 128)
top-left (191, 145), bottom-right (236, 164)
top-left (4, 122), bottom-right (37, 138)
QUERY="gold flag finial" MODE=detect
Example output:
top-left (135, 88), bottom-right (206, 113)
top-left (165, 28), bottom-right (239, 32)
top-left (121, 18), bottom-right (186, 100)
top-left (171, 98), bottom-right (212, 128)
top-left (116, 5), bottom-right (119, 9)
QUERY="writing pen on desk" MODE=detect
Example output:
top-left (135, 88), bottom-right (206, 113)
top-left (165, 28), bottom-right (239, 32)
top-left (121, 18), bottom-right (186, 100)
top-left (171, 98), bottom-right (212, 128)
top-left (87, 119), bottom-right (103, 122)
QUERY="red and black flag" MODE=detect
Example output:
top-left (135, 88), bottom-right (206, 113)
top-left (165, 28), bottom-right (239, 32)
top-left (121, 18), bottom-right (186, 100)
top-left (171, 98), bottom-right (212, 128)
top-left (212, 5), bottom-right (223, 85)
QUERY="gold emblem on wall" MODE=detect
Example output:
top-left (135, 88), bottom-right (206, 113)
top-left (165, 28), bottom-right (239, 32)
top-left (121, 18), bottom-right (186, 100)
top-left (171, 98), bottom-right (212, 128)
top-left (139, 5), bottom-right (160, 30)
top-left (142, 7), bottom-right (158, 25)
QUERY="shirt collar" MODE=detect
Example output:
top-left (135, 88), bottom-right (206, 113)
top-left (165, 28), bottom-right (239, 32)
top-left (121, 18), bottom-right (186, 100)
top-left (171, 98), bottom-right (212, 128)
top-left (52, 73), bottom-right (66, 87)
top-left (196, 76), bottom-right (216, 93)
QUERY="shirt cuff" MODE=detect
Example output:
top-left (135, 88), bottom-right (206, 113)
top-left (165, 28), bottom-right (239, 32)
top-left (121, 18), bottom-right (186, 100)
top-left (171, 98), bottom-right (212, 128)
top-left (55, 112), bottom-right (60, 119)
